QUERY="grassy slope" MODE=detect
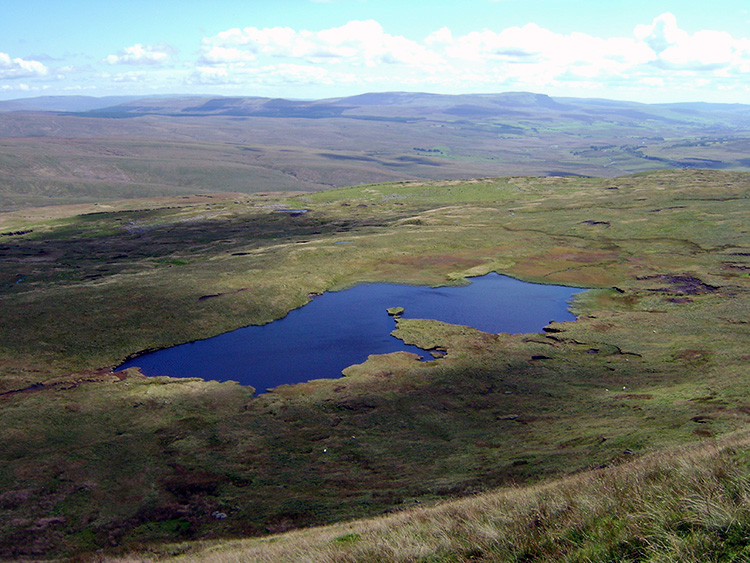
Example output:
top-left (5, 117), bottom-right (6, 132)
top-left (0, 170), bottom-right (748, 558)
top-left (117, 429), bottom-right (750, 562)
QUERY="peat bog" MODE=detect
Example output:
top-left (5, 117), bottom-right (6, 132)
top-left (0, 169), bottom-right (747, 558)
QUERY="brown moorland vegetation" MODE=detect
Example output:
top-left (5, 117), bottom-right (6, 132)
top-left (115, 428), bottom-right (750, 562)
top-left (4, 92), bottom-right (750, 210)
top-left (0, 169), bottom-right (747, 558)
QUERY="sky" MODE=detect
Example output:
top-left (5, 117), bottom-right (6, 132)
top-left (2, 0), bottom-right (750, 104)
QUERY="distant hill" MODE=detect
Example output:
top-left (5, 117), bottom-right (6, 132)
top-left (656, 101), bottom-right (750, 113)
top-left (0, 95), bottom-right (145, 113)
top-left (37, 91), bottom-right (746, 129)
top-left (0, 94), bottom-right (215, 113)
top-left (3, 91), bottom-right (750, 126)
top-left (3, 91), bottom-right (750, 210)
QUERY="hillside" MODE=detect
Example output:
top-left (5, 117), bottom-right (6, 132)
top-left (2, 92), bottom-right (750, 210)
top-left (0, 169), bottom-right (747, 558)
top-left (117, 428), bottom-right (750, 562)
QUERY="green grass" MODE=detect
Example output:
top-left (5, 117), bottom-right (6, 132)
top-left (0, 169), bottom-right (747, 558)
top-left (116, 429), bottom-right (750, 562)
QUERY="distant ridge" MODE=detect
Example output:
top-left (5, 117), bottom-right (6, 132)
top-left (3, 90), bottom-right (750, 210)
top-left (655, 101), bottom-right (750, 114)
top-left (45, 90), bottom-right (749, 125)
top-left (0, 95), bottom-right (147, 113)
top-left (2, 91), bottom-right (750, 123)
top-left (0, 94), bottom-right (214, 113)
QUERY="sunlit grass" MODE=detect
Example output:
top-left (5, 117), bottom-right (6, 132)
top-left (0, 169), bottom-right (747, 557)
top-left (117, 430), bottom-right (750, 563)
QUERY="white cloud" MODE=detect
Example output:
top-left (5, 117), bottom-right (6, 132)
top-left (200, 20), bottom-right (442, 68)
top-left (188, 66), bottom-right (236, 85)
top-left (112, 71), bottom-right (148, 83)
top-left (0, 53), bottom-right (49, 79)
top-left (659, 31), bottom-right (733, 70)
top-left (415, 27), bottom-right (645, 97)
top-left (6, 13), bottom-right (748, 103)
top-left (200, 46), bottom-right (256, 64)
top-left (635, 13), bottom-right (749, 72)
top-left (634, 12), bottom-right (686, 54)
top-left (105, 44), bottom-right (176, 65)
top-left (188, 14), bottom-right (750, 101)
top-left (425, 14), bottom-right (750, 97)
top-left (188, 63), bottom-right (333, 88)
top-left (0, 83), bottom-right (52, 95)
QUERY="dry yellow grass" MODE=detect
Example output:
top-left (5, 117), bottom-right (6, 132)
top-left (117, 430), bottom-right (750, 563)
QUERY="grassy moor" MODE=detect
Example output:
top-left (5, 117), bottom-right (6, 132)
top-left (3, 93), bottom-right (750, 210)
top-left (0, 94), bottom-right (749, 561)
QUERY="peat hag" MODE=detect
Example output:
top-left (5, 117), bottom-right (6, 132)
top-left (118, 273), bottom-right (584, 392)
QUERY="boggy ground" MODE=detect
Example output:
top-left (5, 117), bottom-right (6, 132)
top-left (0, 169), bottom-right (748, 558)
top-left (116, 427), bottom-right (750, 562)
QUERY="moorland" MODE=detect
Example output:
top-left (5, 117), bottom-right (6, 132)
top-left (3, 91), bottom-right (750, 210)
top-left (0, 92), bottom-right (748, 560)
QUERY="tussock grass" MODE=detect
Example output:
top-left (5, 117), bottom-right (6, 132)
top-left (124, 431), bottom-right (750, 562)
top-left (0, 169), bottom-right (747, 557)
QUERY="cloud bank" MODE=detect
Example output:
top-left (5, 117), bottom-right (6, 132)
top-left (3, 13), bottom-right (750, 102)
top-left (0, 53), bottom-right (49, 79)
top-left (189, 13), bottom-right (750, 99)
top-left (104, 44), bottom-right (176, 66)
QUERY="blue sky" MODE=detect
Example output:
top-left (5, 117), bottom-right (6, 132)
top-left (2, 0), bottom-right (750, 103)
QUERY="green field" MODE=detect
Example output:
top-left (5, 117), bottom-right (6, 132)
top-left (0, 168), bottom-right (748, 558)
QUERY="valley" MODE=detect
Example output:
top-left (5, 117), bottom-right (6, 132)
top-left (3, 92), bottom-right (750, 210)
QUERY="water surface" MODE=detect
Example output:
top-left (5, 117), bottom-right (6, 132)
top-left (118, 273), bottom-right (584, 392)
